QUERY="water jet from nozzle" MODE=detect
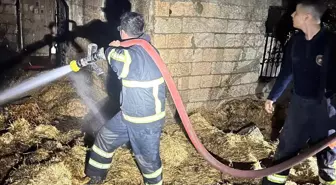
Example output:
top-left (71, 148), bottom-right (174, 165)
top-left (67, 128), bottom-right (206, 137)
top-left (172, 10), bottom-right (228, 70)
top-left (0, 43), bottom-right (105, 106)
top-left (0, 65), bottom-right (73, 106)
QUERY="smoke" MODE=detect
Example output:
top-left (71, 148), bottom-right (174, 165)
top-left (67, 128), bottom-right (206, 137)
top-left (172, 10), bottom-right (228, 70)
top-left (68, 71), bottom-right (106, 126)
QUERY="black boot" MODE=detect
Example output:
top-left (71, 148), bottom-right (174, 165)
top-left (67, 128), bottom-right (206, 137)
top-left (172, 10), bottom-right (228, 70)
top-left (86, 176), bottom-right (104, 185)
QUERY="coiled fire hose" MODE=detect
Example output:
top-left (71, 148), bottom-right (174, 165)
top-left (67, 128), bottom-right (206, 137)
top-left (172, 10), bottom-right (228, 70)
top-left (71, 39), bottom-right (336, 178)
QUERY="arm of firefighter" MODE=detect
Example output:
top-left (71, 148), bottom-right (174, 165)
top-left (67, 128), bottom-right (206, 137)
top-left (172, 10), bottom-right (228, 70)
top-left (105, 47), bottom-right (132, 79)
top-left (267, 41), bottom-right (294, 102)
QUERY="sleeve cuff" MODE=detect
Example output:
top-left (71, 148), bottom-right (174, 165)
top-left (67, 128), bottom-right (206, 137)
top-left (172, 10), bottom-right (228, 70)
top-left (267, 95), bottom-right (277, 102)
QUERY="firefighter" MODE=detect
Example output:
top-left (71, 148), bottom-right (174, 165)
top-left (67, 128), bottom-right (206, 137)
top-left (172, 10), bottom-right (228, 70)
top-left (84, 12), bottom-right (165, 185)
top-left (262, 0), bottom-right (336, 184)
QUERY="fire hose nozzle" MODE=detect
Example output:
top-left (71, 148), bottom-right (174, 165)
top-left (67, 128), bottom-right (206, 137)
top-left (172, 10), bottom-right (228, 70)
top-left (70, 60), bottom-right (81, 72)
top-left (70, 43), bottom-right (106, 75)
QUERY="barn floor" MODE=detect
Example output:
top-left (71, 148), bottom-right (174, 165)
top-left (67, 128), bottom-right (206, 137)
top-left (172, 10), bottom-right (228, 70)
top-left (0, 79), bottom-right (319, 185)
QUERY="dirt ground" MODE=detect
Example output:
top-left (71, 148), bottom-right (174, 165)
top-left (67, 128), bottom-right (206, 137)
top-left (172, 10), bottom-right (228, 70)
top-left (0, 79), bottom-right (320, 185)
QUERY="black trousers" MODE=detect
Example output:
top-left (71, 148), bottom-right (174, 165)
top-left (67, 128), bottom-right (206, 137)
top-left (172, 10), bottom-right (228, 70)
top-left (263, 95), bottom-right (336, 185)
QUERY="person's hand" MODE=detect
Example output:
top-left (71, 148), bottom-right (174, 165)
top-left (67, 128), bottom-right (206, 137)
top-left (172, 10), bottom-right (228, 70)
top-left (265, 100), bottom-right (275, 114)
top-left (109, 40), bottom-right (121, 47)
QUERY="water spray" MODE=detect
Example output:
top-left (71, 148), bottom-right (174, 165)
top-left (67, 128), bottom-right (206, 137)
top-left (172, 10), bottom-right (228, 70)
top-left (0, 43), bottom-right (105, 106)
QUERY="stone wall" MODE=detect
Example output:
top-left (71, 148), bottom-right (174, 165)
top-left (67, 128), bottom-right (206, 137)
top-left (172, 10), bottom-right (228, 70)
top-left (0, 0), bottom-right (283, 120)
top-left (149, 0), bottom-right (281, 119)
top-left (0, 0), bottom-right (17, 51)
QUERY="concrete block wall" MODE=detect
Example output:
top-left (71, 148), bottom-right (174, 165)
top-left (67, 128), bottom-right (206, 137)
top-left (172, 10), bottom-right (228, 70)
top-left (0, 0), bottom-right (282, 119)
top-left (0, 0), bottom-right (17, 51)
top-left (64, 0), bottom-right (282, 119)
top-left (149, 0), bottom-right (281, 119)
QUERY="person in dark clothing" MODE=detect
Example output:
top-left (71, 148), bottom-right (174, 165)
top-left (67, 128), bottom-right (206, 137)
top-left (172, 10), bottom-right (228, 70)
top-left (84, 12), bottom-right (165, 185)
top-left (263, 0), bottom-right (336, 184)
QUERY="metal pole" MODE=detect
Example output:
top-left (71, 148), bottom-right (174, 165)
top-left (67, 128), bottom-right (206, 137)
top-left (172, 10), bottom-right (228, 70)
top-left (16, 0), bottom-right (24, 50)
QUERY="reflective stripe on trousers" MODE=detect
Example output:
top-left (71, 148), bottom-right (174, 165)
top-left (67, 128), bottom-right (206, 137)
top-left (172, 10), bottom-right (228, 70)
top-left (145, 180), bottom-right (163, 185)
top-left (85, 111), bottom-right (164, 184)
top-left (88, 145), bottom-right (114, 170)
top-left (266, 174), bottom-right (287, 184)
top-left (143, 166), bottom-right (163, 185)
top-left (88, 158), bottom-right (111, 170)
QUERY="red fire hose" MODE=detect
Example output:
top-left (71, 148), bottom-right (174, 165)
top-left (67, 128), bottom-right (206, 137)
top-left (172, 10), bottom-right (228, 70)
top-left (120, 39), bottom-right (336, 178)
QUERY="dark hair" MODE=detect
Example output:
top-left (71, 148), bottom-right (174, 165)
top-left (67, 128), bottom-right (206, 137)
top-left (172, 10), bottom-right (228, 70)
top-left (298, 0), bottom-right (327, 21)
top-left (119, 12), bottom-right (144, 37)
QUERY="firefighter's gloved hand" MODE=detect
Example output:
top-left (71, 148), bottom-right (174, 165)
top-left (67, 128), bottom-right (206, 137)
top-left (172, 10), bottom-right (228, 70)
top-left (92, 48), bottom-right (106, 61)
top-left (265, 100), bottom-right (274, 114)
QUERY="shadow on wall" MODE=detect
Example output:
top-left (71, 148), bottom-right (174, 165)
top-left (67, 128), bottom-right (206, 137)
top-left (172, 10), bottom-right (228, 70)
top-left (254, 1), bottom-right (298, 141)
top-left (0, 24), bottom-right (20, 88)
top-left (275, 0), bottom-right (297, 48)
top-left (76, 0), bottom-right (131, 147)
top-left (0, 0), bottom-right (132, 145)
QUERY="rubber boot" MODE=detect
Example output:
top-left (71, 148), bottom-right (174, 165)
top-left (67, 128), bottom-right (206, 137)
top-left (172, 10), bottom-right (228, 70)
top-left (85, 176), bottom-right (104, 185)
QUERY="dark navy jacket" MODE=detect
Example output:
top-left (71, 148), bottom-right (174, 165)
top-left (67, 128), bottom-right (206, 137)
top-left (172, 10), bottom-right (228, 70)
top-left (268, 29), bottom-right (336, 101)
top-left (104, 36), bottom-right (166, 124)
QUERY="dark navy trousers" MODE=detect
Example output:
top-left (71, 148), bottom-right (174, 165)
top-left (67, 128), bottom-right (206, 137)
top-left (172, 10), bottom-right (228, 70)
top-left (85, 111), bottom-right (164, 185)
top-left (263, 94), bottom-right (336, 184)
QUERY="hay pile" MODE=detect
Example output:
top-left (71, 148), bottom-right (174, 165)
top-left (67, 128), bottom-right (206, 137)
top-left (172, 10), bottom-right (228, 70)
top-left (159, 124), bottom-right (221, 185)
top-left (37, 80), bottom-right (88, 118)
top-left (27, 162), bottom-right (72, 185)
top-left (62, 146), bottom-right (88, 185)
top-left (200, 99), bottom-right (274, 141)
top-left (190, 113), bottom-right (276, 163)
top-left (0, 78), bottom-right (88, 184)
top-left (289, 157), bottom-right (319, 184)
top-left (0, 79), bottom-right (322, 185)
top-left (6, 103), bottom-right (50, 125)
top-left (161, 124), bottom-right (191, 167)
top-left (10, 162), bottom-right (73, 185)
top-left (5, 121), bottom-right (222, 185)
top-left (0, 114), bottom-right (5, 129)
top-left (9, 119), bottom-right (33, 141)
top-left (34, 125), bottom-right (60, 139)
top-left (0, 79), bottom-right (88, 132)
top-left (2, 119), bottom-right (61, 146)
top-left (0, 117), bottom-right (83, 185)
top-left (17, 110), bottom-right (272, 185)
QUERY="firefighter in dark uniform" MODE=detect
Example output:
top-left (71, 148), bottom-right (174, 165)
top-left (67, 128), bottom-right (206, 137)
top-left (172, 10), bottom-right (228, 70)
top-left (84, 12), bottom-right (165, 185)
top-left (262, 0), bottom-right (336, 184)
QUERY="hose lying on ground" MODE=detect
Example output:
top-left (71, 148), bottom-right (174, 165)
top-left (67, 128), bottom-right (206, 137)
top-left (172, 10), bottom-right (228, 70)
top-left (120, 39), bottom-right (336, 178)
top-left (1, 38), bottom-right (335, 178)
